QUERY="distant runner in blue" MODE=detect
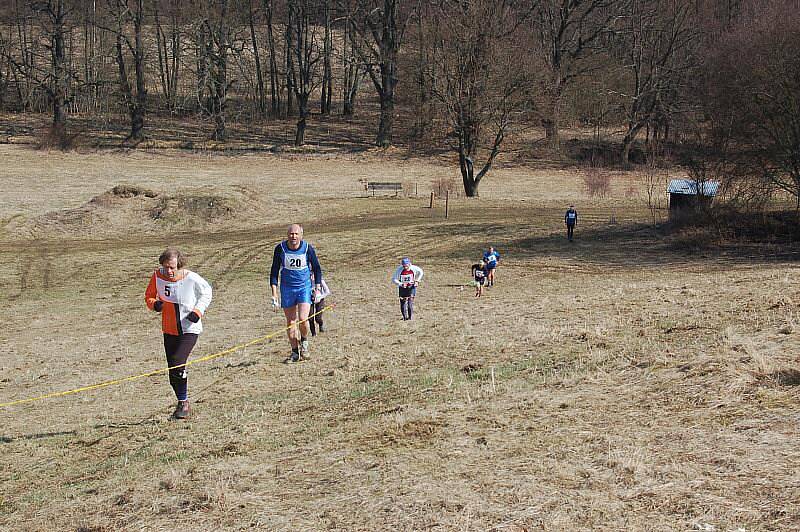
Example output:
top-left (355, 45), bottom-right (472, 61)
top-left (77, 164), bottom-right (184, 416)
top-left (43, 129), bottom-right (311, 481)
top-left (270, 223), bottom-right (323, 363)
top-left (565, 205), bottom-right (578, 242)
top-left (483, 246), bottom-right (500, 287)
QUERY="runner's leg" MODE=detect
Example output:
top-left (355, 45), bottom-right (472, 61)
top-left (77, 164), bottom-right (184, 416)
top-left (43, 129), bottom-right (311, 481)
top-left (164, 333), bottom-right (198, 401)
top-left (297, 302), bottom-right (312, 340)
top-left (283, 307), bottom-right (299, 350)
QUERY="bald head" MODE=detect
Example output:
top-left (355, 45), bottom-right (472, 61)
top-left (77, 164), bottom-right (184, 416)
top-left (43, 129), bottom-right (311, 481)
top-left (286, 224), bottom-right (304, 249)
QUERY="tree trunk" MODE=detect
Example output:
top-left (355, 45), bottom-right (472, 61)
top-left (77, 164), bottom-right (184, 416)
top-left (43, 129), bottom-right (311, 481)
top-left (249, 0), bottom-right (266, 116)
top-left (132, 0), bottom-right (146, 140)
top-left (375, 1), bottom-right (398, 147)
top-left (284, 11), bottom-right (294, 117)
top-left (51, 0), bottom-right (68, 137)
top-left (544, 79), bottom-right (563, 151)
top-left (168, 6), bottom-right (180, 111)
top-left (154, 0), bottom-right (169, 105)
top-left (458, 129), bottom-right (478, 197)
top-left (462, 165), bottom-right (478, 197)
top-left (342, 20), bottom-right (360, 116)
top-left (263, 0), bottom-right (280, 116)
top-left (320, 0), bottom-right (332, 115)
top-left (622, 125), bottom-right (643, 165)
top-left (376, 93), bottom-right (393, 147)
top-left (295, 96), bottom-right (308, 146)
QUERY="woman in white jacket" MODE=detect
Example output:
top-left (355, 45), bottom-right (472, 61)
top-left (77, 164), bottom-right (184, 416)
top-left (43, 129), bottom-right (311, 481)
top-left (392, 257), bottom-right (424, 320)
top-left (144, 248), bottom-right (212, 419)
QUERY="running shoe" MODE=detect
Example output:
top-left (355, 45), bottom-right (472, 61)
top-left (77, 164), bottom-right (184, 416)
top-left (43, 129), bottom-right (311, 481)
top-left (300, 339), bottom-right (310, 359)
top-left (172, 400), bottom-right (190, 420)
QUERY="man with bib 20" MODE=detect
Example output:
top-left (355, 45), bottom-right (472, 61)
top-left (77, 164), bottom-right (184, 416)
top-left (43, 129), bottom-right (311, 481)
top-left (392, 257), bottom-right (424, 320)
top-left (270, 224), bottom-right (323, 363)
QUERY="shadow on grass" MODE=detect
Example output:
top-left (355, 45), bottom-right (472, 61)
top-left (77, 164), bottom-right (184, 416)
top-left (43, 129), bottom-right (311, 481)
top-left (421, 218), bottom-right (800, 269)
top-left (0, 430), bottom-right (76, 444)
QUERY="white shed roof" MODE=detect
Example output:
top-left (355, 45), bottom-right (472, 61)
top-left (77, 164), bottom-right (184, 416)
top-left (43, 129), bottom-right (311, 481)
top-left (667, 179), bottom-right (720, 196)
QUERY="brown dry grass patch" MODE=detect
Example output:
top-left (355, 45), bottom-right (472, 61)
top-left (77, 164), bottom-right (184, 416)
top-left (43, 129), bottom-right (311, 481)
top-left (0, 145), bottom-right (799, 531)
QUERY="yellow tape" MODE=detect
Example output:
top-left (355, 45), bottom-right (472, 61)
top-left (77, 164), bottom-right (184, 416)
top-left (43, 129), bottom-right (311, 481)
top-left (0, 304), bottom-right (333, 408)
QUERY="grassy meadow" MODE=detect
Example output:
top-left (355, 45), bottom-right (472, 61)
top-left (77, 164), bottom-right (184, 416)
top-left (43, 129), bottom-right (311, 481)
top-left (0, 142), bottom-right (799, 531)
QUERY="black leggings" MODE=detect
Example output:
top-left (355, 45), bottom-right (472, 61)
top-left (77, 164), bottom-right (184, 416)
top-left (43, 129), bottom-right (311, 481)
top-left (163, 333), bottom-right (198, 401)
top-left (309, 298), bottom-right (325, 334)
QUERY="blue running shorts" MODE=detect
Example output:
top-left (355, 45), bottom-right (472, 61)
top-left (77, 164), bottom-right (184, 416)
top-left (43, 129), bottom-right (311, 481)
top-left (281, 285), bottom-right (312, 308)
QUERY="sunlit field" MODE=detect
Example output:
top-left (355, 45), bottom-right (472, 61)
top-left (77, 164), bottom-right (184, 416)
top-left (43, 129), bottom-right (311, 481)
top-left (1, 143), bottom-right (798, 531)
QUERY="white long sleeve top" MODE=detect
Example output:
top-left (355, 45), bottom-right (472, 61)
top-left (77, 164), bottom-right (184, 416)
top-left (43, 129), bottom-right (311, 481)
top-left (145, 269), bottom-right (213, 335)
top-left (392, 264), bottom-right (424, 287)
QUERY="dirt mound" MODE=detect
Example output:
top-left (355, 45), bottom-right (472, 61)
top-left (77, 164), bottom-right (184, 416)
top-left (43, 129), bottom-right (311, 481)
top-left (149, 194), bottom-right (234, 223)
top-left (14, 184), bottom-right (255, 238)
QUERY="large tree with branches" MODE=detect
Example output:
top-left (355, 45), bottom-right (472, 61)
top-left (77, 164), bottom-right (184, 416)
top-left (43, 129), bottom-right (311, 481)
top-left (427, 0), bottom-right (534, 197)
top-left (348, 0), bottom-right (413, 147)
top-left (107, 0), bottom-right (148, 141)
top-left (533, 0), bottom-right (622, 150)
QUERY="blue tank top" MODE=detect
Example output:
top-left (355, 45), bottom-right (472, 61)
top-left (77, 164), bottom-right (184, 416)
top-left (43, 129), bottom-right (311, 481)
top-left (280, 241), bottom-right (311, 289)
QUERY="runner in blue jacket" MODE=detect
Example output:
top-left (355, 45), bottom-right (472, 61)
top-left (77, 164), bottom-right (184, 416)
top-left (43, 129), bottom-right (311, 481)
top-left (483, 247), bottom-right (500, 287)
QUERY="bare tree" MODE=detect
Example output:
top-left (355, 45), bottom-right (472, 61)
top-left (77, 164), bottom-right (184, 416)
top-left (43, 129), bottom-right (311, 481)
top-left (0, 29), bottom-right (10, 108)
top-left (287, 0), bottom-right (323, 145)
top-left (196, 0), bottom-right (238, 140)
top-left (427, 0), bottom-right (534, 197)
top-left (261, 0), bottom-right (281, 116)
top-left (710, 0), bottom-right (800, 208)
top-left (7, 0), bottom-right (76, 145)
top-left (107, 0), bottom-right (147, 141)
top-left (154, 0), bottom-right (182, 111)
top-left (320, 0), bottom-right (332, 114)
top-left (618, 0), bottom-right (699, 165)
top-left (349, 0), bottom-right (413, 147)
top-left (533, 0), bottom-right (622, 150)
top-left (247, 0), bottom-right (266, 116)
top-left (339, 1), bottom-right (364, 116)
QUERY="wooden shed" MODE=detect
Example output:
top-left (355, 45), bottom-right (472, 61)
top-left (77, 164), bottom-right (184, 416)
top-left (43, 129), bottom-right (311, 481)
top-left (668, 179), bottom-right (720, 214)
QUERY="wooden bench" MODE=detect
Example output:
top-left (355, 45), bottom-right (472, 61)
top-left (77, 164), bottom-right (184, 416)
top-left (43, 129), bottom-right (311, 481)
top-left (365, 181), bottom-right (403, 197)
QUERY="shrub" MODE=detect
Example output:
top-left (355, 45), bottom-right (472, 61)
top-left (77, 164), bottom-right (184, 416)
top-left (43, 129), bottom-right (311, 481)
top-left (431, 176), bottom-right (460, 198)
top-left (583, 167), bottom-right (612, 198)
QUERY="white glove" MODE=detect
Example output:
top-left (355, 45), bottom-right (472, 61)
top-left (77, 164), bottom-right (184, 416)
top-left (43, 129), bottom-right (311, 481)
top-left (271, 297), bottom-right (279, 308)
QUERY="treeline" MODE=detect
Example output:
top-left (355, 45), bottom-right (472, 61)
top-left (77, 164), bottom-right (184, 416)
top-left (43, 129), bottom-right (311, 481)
top-left (0, 0), bottom-right (798, 199)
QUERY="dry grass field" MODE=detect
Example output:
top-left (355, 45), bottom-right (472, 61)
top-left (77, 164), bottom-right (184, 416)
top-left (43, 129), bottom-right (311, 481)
top-left (1, 142), bottom-right (799, 531)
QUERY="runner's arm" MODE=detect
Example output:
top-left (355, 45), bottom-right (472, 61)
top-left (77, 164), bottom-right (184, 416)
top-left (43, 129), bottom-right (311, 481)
top-left (191, 272), bottom-right (213, 317)
top-left (307, 245), bottom-right (323, 289)
top-left (269, 245), bottom-right (283, 299)
top-left (144, 273), bottom-right (159, 310)
top-left (413, 266), bottom-right (424, 283)
top-left (391, 267), bottom-right (402, 286)
top-left (319, 279), bottom-right (332, 298)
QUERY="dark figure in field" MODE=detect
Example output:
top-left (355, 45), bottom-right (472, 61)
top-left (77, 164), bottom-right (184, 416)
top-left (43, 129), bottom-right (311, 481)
top-left (565, 205), bottom-right (578, 242)
top-left (471, 260), bottom-right (488, 297)
top-left (309, 276), bottom-right (330, 336)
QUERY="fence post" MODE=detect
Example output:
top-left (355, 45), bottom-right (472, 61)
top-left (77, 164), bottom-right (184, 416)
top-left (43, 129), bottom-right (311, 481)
top-left (429, 191), bottom-right (435, 208)
top-left (445, 190), bottom-right (449, 219)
